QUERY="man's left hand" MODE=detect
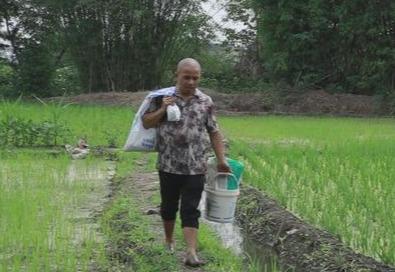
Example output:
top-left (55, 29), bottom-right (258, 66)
top-left (217, 161), bottom-right (231, 173)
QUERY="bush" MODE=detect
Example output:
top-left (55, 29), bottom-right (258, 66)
top-left (0, 116), bottom-right (71, 147)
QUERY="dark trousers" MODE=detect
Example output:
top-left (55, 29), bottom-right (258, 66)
top-left (159, 171), bottom-right (205, 229)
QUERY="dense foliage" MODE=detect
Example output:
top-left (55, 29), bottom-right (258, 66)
top-left (252, 0), bottom-right (395, 94)
top-left (0, 0), bottom-right (212, 96)
top-left (0, 0), bottom-right (394, 97)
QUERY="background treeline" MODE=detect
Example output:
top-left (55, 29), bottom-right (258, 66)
top-left (0, 0), bottom-right (212, 97)
top-left (253, 0), bottom-right (395, 95)
top-left (224, 0), bottom-right (395, 95)
top-left (0, 0), bottom-right (394, 98)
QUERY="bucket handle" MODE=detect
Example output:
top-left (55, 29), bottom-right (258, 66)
top-left (214, 172), bottom-right (238, 191)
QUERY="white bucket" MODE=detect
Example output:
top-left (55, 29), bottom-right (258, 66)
top-left (204, 173), bottom-right (240, 223)
top-left (206, 172), bottom-right (239, 191)
top-left (204, 188), bottom-right (239, 223)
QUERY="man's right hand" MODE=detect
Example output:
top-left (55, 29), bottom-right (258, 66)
top-left (143, 96), bottom-right (174, 129)
top-left (161, 96), bottom-right (176, 110)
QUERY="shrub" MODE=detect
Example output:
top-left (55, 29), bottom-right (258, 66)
top-left (0, 116), bottom-right (71, 147)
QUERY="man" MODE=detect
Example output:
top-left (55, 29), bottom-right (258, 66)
top-left (142, 58), bottom-right (230, 267)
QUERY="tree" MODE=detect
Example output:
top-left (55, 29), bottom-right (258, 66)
top-left (0, 0), bottom-right (214, 96)
top-left (49, 0), bottom-right (213, 92)
top-left (253, 0), bottom-right (395, 94)
top-left (0, 0), bottom-right (61, 96)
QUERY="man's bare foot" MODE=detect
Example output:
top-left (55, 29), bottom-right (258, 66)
top-left (165, 240), bottom-right (175, 254)
top-left (184, 252), bottom-right (206, 267)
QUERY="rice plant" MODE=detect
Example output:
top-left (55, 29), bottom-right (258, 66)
top-left (222, 116), bottom-right (395, 265)
top-left (0, 151), bottom-right (109, 271)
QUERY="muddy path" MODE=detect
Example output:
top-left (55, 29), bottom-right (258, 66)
top-left (101, 155), bottom-right (280, 271)
top-left (236, 186), bottom-right (395, 272)
top-left (93, 154), bottom-right (395, 272)
top-left (103, 156), bottom-right (206, 271)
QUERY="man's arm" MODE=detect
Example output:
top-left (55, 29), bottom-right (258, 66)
top-left (142, 96), bottom-right (175, 129)
top-left (209, 131), bottom-right (231, 172)
top-left (142, 107), bottom-right (166, 129)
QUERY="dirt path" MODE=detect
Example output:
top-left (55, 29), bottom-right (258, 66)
top-left (111, 155), bottom-right (206, 272)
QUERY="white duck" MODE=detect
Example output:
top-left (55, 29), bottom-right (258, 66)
top-left (65, 139), bottom-right (90, 159)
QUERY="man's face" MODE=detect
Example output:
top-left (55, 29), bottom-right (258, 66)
top-left (176, 65), bottom-right (201, 93)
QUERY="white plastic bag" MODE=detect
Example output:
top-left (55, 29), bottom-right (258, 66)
top-left (123, 87), bottom-right (176, 152)
top-left (167, 104), bottom-right (181, 121)
top-left (123, 97), bottom-right (156, 151)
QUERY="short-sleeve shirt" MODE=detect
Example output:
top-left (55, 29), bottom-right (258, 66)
top-left (144, 88), bottom-right (219, 175)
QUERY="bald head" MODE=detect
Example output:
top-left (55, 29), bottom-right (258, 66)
top-left (177, 58), bottom-right (201, 73)
top-left (175, 58), bottom-right (201, 95)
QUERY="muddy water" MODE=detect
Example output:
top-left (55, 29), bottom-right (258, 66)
top-left (200, 192), bottom-right (280, 272)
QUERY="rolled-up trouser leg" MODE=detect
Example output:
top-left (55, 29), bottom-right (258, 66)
top-left (159, 171), bottom-right (181, 221)
top-left (180, 174), bottom-right (205, 229)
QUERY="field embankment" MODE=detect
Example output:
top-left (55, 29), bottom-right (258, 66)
top-left (237, 186), bottom-right (395, 272)
top-left (46, 89), bottom-right (394, 116)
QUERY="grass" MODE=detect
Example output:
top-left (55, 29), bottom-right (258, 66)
top-left (0, 101), bottom-right (248, 271)
top-left (0, 100), bottom-right (132, 147)
top-left (0, 99), bottom-right (132, 271)
top-left (221, 116), bottom-right (395, 265)
top-left (0, 150), bottom-right (109, 271)
top-left (100, 190), bottom-right (182, 271)
top-left (2, 100), bottom-right (394, 268)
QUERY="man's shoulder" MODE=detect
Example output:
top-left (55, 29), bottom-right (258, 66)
top-left (149, 86), bottom-right (176, 97)
top-left (196, 89), bottom-right (214, 104)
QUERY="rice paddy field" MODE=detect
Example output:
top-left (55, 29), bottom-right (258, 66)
top-left (0, 151), bottom-right (110, 271)
top-left (1, 101), bottom-right (394, 269)
top-left (0, 102), bottom-right (131, 271)
top-left (222, 116), bottom-right (395, 264)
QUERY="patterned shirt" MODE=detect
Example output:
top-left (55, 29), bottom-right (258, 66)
top-left (144, 88), bottom-right (219, 175)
